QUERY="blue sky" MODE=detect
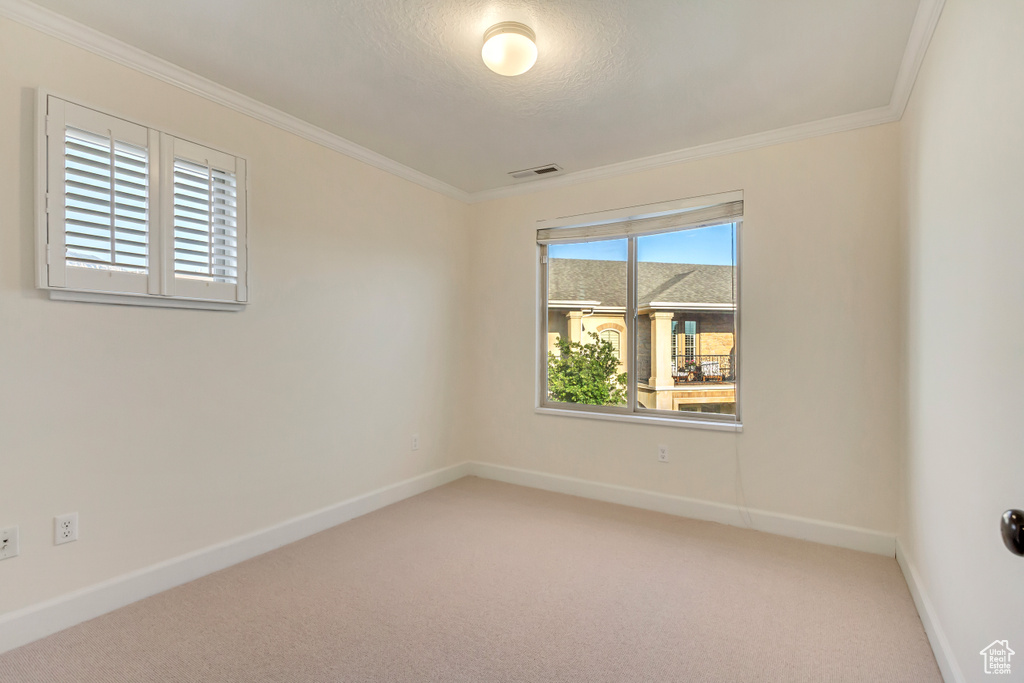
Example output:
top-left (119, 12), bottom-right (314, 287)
top-left (548, 223), bottom-right (736, 265)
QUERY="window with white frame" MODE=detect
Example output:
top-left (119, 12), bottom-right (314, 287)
top-left (38, 94), bottom-right (248, 309)
top-left (538, 195), bottom-right (741, 426)
top-left (599, 329), bottom-right (621, 359)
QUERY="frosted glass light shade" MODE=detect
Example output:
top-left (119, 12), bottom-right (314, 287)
top-left (482, 22), bottom-right (537, 76)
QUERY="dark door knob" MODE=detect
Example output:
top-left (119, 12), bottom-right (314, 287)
top-left (1002, 510), bottom-right (1024, 556)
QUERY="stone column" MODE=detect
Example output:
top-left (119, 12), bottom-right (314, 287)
top-left (648, 312), bottom-right (675, 391)
top-left (566, 310), bottom-right (583, 343)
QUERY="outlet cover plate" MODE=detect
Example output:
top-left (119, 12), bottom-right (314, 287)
top-left (658, 444), bottom-right (669, 462)
top-left (54, 513), bottom-right (78, 545)
top-left (0, 526), bottom-right (18, 560)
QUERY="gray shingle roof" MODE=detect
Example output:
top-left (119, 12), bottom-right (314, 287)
top-left (548, 259), bottom-right (734, 307)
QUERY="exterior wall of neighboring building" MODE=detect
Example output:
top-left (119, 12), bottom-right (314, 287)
top-left (549, 307), bottom-right (736, 412)
top-left (637, 386), bottom-right (736, 413)
top-left (546, 310), bottom-right (569, 353)
top-left (638, 312), bottom-right (735, 378)
top-left (636, 313), bottom-right (652, 378)
top-left (688, 313), bottom-right (734, 356)
top-left (547, 310), bottom-right (628, 376)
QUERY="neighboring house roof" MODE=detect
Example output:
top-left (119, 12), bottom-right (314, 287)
top-left (548, 259), bottom-right (735, 307)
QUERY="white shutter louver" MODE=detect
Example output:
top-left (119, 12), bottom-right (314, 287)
top-left (173, 158), bottom-right (238, 284)
top-left (64, 126), bottom-right (149, 273)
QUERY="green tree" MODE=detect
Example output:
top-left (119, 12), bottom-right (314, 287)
top-left (547, 332), bottom-right (627, 405)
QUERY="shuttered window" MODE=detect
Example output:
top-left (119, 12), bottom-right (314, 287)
top-left (40, 94), bottom-right (248, 309)
top-left (173, 159), bottom-right (237, 283)
top-left (63, 127), bottom-right (149, 273)
top-left (599, 329), bottom-right (621, 359)
top-left (164, 137), bottom-right (247, 303)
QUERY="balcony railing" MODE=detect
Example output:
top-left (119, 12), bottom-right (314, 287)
top-left (673, 355), bottom-right (734, 384)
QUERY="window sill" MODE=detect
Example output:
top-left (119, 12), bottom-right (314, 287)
top-left (48, 289), bottom-right (245, 311)
top-left (535, 406), bottom-right (743, 432)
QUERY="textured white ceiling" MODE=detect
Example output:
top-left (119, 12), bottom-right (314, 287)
top-left (28, 0), bottom-right (922, 193)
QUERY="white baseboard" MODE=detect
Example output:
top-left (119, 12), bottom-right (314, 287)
top-left (0, 462), bottom-right (471, 655)
top-left (466, 461), bottom-right (896, 556)
top-left (895, 540), bottom-right (965, 683)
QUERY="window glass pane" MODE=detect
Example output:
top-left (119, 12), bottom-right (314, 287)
top-left (546, 239), bottom-right (628, 407)
top-left (635, 223), bottom-right (737, 415)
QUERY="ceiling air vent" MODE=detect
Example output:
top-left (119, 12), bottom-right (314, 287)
top-left (509, 164), bottom-right (563, 180)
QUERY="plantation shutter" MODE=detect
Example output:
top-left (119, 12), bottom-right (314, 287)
top-left (46, 98), bottom-right (152, 294)
top-left (163, 137), bottom-right (247, 303)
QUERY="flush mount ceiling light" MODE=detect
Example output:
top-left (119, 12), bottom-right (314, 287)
top-left (481, 22), bottom-right (537, 76)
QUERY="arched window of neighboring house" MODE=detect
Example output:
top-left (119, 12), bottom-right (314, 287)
top-left (599, 329), bottom-right (620, 359)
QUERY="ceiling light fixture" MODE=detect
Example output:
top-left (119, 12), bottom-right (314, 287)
top-left (482, 22), bottom-right (537, 76)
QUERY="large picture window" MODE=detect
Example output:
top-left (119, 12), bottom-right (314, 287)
top-left (538, 196), bottom-right (741, 427)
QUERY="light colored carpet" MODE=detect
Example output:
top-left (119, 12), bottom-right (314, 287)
top-left (0, 477), bottom-right (941, 682)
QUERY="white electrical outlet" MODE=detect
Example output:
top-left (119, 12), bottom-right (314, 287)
top-left (0, 526), bottom-right (18, 560)
top-left (54, 513), bottom-right (78, 545)
top-left (411, 434), bottom-right (420, 451)
top-left (658, 444), bottom-right (669, 462)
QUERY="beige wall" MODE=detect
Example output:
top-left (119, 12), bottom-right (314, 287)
top-left (900, 0), bottom-right (1024, 676)
top-left (468, 123), bottom-right (903, 533)
top-left (0, 18), bottom-right (471, 614)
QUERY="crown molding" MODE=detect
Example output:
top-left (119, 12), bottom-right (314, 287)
top-left (889, 0), bottom-right (945, 117)
top-left (1, 0), bottom-right (943, 206)
top-left (0, 0), bottom-right (471, 202)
